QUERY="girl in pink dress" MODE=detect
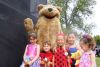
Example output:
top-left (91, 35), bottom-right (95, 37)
top-left (20, 33), bottom-right (40, 67)
top-left (79, 34), bottom-right (96, 67)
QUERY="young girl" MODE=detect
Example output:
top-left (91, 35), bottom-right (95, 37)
top-left (66, 33), bottom-right (81, 67)
top-left (79, 34), bottom-right (96, 67)
top-left (54, 33), bottom-right (68, 67)
top-left (66, 33), bottom-right (78, 53)
top-left (40, 41), bottom-right (53, 67)
top-left (20, 33), bottom-right (40, 67)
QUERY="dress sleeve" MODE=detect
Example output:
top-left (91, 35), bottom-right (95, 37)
top-left (90, 52), bottom-right (96, 67)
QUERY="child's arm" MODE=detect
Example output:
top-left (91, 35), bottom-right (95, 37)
top-left (63, 45), bottom-right (68, 56)
top-left (29, 45), bottom-right (40, 65)
top-left (76, 45), bottom-right (84, 53)
top-left (23, 45), bottom-right (28, 62)
top-left (90, 52), bottom-right (96, 67)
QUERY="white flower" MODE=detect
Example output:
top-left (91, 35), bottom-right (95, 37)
top-left (44, 58), bottom-right (48, 61)
top-left (64, 52), bottom-right (68, 56)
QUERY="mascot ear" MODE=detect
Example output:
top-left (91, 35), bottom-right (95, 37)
top-left (37, 4), bottom-right (44, 11)
top-left (56, 6), bottom-right (62, 12)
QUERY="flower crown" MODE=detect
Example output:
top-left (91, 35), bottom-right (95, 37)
top-left (57, 33), bottom-right (65, 37)
top-left (82, 34), bottom-right (92, 41)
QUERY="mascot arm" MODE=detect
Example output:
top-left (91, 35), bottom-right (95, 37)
top-left (34, 21), bottom-right (40, 32)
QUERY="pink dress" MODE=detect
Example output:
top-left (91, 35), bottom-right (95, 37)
top-left (26, 44), bottom-right (37, 58)
top-left (79, 51), bottom-right (96, 67)
top-left (20, 44), bottom-right (40, 67)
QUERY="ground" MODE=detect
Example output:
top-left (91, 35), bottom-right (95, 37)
top-left (96, 57), bottom-right (100, 67)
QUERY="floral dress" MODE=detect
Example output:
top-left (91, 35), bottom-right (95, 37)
top-left (20, 44), bottom-right (40, 67)
top-left (79, 51), bottom-right (96, 67)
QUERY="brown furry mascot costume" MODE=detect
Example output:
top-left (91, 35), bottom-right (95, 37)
top-left (24, 18), bottom-right (34, 34)
top-left (35, 4), bottom-right (62, 49)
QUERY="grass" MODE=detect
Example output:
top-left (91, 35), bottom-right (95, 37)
top-left (96, 57), bottom-right (100, 67)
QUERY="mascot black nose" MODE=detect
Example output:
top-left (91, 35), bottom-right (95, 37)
top-left (48, 8), bottom-right (53, 12)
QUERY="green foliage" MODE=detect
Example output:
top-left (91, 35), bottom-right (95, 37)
top-left (49, 0), bottom-right (96, 34)
top-left (94, 35), bottom-right (100, 45)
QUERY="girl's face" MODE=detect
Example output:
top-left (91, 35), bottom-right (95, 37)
top-left (43, 44), bottom-right (51, 52)
top-left (80, 41), bottom-right (89, 52)
top-left (56, 36), bottom-right (65, 46)
top-left (67, 34), bottom-right (76, 45)
top-left (29, 36), bottom-right (37, 44)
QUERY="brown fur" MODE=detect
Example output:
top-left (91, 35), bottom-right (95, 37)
top-left (24, 18), bottom-right (34, 34)
top-left (35, 4), bottom-right (62, 49)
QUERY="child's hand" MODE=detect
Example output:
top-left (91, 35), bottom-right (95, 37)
top-left (48, 61), bottom-right (52, 65)
top-left (28, 61), bottom-right (33, 65)
top-left (24, 61), bottom-right (29, 67)
top-left (53, 47), bottom-right (57, 52)
top-left (24, 60), bottom-right (28, 64)
top-left (25, 61), bottom-right (32, 65)
top-left (41, 61), bottom-right (45, 64)
top-left (44, 58), bottom-right (48, 62)
top-left (64, 52), bottom-right (68, 56)
top-left (47, 61), bottom-right (51, 67)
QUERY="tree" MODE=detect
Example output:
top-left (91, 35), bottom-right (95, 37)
top-left (49, 0), bottom-right (96, 34)
top-left (94, 35), bottom-right (100, 45)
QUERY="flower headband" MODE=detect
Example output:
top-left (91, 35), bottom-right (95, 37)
top-left (82, 34), bottom-right (92, 41)
top-left (57, 33), bottom-right (64, 37)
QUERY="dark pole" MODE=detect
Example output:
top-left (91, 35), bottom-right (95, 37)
top-left (0, 0), bottom-right (47, 67)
